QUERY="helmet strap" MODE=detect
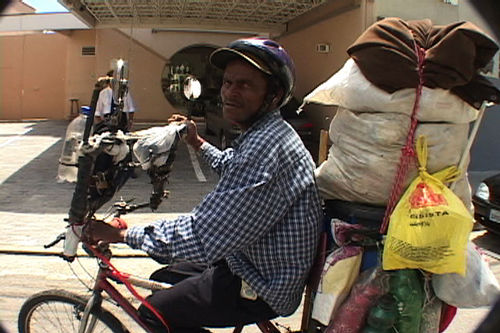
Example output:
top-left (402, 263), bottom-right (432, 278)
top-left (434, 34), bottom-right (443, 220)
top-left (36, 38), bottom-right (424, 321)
top-left (252, 83), bottom-right (282, 121)
top-left (238, 78), bottom-right (283, 130)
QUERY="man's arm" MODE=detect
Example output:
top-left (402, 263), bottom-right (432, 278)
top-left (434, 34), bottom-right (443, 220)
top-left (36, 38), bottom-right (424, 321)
top-left (168, 114), bottom-right (233, 173)
top-left (125, 156), bottom-right (288, 264)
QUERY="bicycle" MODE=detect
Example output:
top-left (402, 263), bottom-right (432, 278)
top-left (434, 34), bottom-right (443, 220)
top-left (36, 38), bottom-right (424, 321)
top-left (17, 186), bottom-right (327, 333)
top-left (17, 198), bottom-right (327, 333)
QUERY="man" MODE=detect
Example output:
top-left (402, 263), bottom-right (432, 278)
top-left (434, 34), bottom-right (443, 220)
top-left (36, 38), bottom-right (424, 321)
top-left (94, 70), bottom-right (137, 131)
top-left (88, 37), bottom-right (321, 332)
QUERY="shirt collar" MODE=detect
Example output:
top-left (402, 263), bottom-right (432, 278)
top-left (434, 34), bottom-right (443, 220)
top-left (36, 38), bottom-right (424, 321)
top-left (231, 109), bottom-right (280, 147)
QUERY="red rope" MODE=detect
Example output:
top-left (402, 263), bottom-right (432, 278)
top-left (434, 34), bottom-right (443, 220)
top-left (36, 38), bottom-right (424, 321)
top-left (89, 246), bottom-right (171, 332)
top-left (379, 43), bottom-right (426, 234)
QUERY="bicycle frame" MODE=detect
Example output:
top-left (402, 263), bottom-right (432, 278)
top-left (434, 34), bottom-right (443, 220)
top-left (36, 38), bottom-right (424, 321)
top-left (76, 241), bottom-right (172, 333)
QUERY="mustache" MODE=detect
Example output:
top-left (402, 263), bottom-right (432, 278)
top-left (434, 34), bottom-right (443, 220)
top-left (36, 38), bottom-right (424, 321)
top-left (222, 99), bottom-right (243, 108)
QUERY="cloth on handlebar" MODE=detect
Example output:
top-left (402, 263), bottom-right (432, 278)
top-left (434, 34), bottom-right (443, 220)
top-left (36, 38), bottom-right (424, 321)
top-left (86, 130), bottom-right (130, 164)
top-left (132, 124), bottom-right (184, 170)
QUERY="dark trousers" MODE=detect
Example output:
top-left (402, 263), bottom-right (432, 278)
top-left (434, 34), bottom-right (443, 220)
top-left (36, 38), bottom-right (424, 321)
top-left (139, 261), bottom-right (278, 333)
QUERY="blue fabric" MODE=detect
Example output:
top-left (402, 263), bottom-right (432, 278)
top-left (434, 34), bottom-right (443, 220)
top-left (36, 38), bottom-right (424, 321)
top-left (361, 249), bottom-right (379, 271)
top-left (126, 109), bottom-right (322, 315)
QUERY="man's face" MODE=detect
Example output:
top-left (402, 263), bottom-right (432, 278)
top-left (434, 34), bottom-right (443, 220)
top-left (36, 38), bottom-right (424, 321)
top-left (221, 59), bottom-right (269, 130)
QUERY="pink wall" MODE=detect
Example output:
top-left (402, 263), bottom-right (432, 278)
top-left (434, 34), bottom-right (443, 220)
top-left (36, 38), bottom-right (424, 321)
top-left (0, 33), bottom-right (67, 119)
top-left (22, 33), bottom-right (67, 119)
top-left (65, 30), bottom-right (96, 113)
top-left (95, 29), bottom-right (172, 121)
top-left (0, 37), bottom-right (23, 119)
top-left (279, 5), bottom-right (369, 137)
top-left (0, 4), bottom-right (367, 122)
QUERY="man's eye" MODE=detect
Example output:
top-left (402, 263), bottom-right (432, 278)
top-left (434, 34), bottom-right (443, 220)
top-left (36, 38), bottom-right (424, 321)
top-left (241, 82), bottom-right (251, 89)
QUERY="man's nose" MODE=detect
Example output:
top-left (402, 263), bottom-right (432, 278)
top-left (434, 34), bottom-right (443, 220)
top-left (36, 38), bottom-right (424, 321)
top-left (222, 84), bottom-right (238, 98)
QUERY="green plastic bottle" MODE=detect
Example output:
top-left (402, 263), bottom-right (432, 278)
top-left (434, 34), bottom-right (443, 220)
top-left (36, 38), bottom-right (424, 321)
top-left (389, 269), bottom-right (424, 333)
top-left (362, 294), bottom-right (397, 333)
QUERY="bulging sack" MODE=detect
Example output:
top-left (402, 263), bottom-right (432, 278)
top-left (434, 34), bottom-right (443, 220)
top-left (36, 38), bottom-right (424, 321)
top-left (314, 107), bottom-right (473, 210)
top-left (132, 124), bottom-right (183, 170)
top-left (302, 58), bottom-right (478, 123)
top-left (382, 136), bottom-right (473, 275)
top-left (432, 242), bottom-right (500, 307)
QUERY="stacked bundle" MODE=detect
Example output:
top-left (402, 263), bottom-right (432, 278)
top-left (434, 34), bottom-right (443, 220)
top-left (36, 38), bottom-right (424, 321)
top-left (305, 18), bottom-right (500, 212)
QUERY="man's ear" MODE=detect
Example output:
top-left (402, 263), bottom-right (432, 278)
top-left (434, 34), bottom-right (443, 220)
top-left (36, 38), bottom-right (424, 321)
top-left (272, 89), bottom-right (284, 107)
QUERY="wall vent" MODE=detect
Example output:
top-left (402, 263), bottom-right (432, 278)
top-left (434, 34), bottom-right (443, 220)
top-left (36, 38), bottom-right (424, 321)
top-left (81, 46), bottom-right (96, 56)
top-left (316, 43), bottom-right (330, 53)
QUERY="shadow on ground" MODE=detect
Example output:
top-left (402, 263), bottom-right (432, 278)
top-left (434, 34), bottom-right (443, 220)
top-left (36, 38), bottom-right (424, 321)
top-left (0, 121), bottom-right (217, 215)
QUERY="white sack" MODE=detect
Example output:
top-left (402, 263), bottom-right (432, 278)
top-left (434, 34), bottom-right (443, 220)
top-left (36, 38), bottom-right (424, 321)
top-left (314, 107), bottom-right (472, 209)
top-left (432, 242), bottom-right (500, 308)
top-left (303, 59), bottom-right (478, 124)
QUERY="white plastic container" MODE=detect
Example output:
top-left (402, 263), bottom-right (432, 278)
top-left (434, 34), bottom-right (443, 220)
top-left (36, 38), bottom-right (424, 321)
top-left (56, 107), bottom-right (90, 183)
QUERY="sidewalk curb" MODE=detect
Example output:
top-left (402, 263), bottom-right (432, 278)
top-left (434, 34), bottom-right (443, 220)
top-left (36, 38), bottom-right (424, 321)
top-left (0, 246), bottom-right (148, 258)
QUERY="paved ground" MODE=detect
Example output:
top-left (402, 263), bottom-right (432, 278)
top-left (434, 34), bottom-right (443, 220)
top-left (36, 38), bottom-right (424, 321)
top-left (0, 120), bottom-right (499, 332)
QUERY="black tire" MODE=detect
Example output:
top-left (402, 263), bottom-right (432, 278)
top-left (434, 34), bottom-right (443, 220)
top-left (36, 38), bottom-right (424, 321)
top-left (18, 289), bottom-right (127, 333)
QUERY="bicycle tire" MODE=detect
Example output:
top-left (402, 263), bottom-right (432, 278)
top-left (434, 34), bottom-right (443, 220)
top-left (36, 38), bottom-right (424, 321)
top-left (18, 289), bottom-right (128, 333)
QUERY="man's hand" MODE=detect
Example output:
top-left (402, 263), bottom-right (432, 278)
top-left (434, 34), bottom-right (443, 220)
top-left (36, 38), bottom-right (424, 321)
top-left (168, 114), bottom-right (205, 150)
top-left (85, 219), bottom-right (127, 244)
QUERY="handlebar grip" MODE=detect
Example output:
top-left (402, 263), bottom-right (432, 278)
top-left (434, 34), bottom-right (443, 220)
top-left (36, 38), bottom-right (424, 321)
top-left (62, 225), bottom-right (83, 261)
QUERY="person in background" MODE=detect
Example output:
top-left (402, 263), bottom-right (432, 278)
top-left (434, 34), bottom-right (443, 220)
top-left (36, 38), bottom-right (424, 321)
top-left (94, 70), bottom-right (137, 132)
top-left (87, 37), bottom-right (322, 332)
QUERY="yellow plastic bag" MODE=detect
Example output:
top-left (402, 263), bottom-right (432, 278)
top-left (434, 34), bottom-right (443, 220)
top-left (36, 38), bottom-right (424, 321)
top-left (383, 136), bottom-right (473, 275)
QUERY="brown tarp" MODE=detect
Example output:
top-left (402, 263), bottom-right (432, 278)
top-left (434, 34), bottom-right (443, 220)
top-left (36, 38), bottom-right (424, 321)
top-left (347, 18), bottom-right (500, 108)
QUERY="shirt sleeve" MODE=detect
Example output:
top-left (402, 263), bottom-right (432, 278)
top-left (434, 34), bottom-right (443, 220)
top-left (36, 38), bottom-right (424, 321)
top-left (124, 155), bottom-right (289, 265)
top-left (199, 142), bottom-right (234, 176)
top-left (125, 215), bottom-right (206, 264)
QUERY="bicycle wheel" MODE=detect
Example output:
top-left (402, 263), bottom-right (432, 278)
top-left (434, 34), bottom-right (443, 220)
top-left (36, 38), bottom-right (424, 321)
top-left (18, 289), bottom-right (127, 333)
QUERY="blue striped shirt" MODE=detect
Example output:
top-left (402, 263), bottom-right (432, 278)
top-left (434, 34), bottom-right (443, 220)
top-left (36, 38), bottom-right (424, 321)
top-left (126, 109), bottom-right (322, 315)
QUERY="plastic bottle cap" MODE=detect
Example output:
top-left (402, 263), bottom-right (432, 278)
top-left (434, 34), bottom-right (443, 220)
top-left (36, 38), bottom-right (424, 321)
top-left (80, 106), bottom-right (92, 116)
